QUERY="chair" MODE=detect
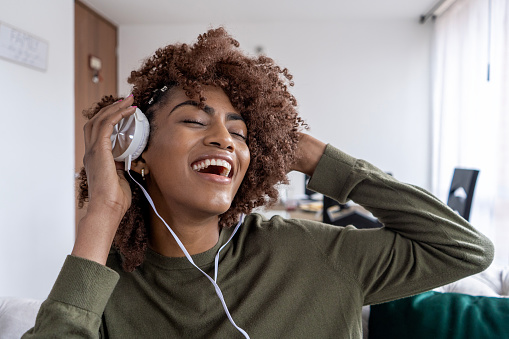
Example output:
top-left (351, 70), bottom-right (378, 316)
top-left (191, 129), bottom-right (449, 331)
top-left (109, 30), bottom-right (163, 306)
top-left (447, 168), bottom-right (480, 221)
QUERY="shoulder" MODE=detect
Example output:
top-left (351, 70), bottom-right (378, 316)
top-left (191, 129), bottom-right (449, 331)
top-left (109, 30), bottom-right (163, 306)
top-left (236, 213), bottom-right (361, 285)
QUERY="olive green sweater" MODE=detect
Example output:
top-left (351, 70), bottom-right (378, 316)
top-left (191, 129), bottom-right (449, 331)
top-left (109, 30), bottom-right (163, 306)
top-left (23, 145), bottom-right (494, 338)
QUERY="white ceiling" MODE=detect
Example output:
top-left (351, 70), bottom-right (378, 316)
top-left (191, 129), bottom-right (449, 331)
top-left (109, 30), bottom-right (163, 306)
top-left (80, 0), bottom-right (439, 26)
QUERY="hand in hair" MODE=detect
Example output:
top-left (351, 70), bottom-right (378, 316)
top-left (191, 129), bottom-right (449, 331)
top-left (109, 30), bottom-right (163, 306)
top-left (289, 133), bottom-right (327, 177)
top-left (72, 95), bottom-right (137, 266)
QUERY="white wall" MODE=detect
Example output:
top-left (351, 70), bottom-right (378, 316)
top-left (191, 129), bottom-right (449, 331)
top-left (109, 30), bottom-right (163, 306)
top-left (119, 20), bottom-right (432, 196)
top-left (0, 0), bottom-right (75, 299)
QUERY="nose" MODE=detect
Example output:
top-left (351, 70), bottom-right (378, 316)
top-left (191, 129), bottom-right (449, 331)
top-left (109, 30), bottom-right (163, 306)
top-left (204, 120), bottom-right (234, 151)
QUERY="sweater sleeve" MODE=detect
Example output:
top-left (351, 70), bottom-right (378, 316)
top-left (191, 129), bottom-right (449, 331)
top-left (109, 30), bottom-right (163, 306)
top-left (307, 144), bottom-right (494, 305)
top-left (22, 255), bottom-right (119, 338)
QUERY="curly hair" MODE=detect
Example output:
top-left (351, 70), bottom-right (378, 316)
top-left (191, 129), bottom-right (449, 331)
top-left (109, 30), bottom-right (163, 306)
top-left (78, 27), bottom-right (306, 271)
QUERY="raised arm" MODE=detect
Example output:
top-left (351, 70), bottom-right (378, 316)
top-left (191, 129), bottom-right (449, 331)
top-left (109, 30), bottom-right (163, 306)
top-left (23, 97), bottom-right (137, 338)
top-left (302, 143), bottom-right (494, 305)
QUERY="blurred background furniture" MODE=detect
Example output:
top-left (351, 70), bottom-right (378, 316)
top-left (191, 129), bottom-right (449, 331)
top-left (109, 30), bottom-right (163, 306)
top-left (0, 298), bottom-right (42, 338)
top-left (446, 168), bottom-right (479, 221)
top-left (362, 264), bottom-right (509, 338)
top-left (319, 167), bottom-right (479, 229)
top-left (322, 196), bottom-right (383, 229)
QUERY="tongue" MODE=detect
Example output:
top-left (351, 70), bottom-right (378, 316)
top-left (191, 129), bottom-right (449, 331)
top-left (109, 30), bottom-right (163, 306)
top-left (199, 165), bottom-right (223, 175)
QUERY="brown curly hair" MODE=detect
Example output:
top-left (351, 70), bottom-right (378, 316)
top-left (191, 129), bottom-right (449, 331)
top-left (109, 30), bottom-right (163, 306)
top-left (78, 27), bottom-right (306, 271)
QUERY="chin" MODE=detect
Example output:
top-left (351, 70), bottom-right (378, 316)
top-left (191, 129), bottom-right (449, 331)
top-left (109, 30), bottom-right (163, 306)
top-left (197, 198), bottom-right (233, 217)
top-left (210, 203), bottom-right (234, 216)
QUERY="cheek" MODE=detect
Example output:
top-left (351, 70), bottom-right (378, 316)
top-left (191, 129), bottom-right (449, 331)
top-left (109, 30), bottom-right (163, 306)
top-left (237, 150), bottom-right (251, 181)
top-left (145, 127), bottom-right (183, 155)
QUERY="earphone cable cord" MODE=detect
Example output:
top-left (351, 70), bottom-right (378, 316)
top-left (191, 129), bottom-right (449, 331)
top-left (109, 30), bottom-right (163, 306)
top-left (125, 156), bottom-right (250, 338)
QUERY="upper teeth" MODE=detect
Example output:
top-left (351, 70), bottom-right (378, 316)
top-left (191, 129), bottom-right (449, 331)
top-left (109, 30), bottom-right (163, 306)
top-left (192, 159), bottom-right (232, 177)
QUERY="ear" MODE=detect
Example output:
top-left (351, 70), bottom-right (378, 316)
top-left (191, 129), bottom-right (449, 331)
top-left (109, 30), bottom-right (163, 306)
top-left (130, 157), bottom-right (149, 176)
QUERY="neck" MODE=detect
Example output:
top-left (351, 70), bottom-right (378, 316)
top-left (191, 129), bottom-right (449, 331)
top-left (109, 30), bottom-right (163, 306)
top-left (148, 211), bottom-right (221, 258)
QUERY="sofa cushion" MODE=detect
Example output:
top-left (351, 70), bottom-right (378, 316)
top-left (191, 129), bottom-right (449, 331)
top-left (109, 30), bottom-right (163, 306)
top-left (434, 265), bottom-right (509, 297)
top-left (0, 297), bottom-right (42, 339)
top-left (368, 291), bottom-right (509, 339)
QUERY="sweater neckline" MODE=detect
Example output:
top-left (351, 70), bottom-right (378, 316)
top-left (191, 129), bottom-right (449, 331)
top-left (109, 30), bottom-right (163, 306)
top-left (144, 226), bottom-right (234, 270)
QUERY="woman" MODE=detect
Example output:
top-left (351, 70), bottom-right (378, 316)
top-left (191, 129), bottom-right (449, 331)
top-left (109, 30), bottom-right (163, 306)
top-left (24, 27), bottom-right (493, 338)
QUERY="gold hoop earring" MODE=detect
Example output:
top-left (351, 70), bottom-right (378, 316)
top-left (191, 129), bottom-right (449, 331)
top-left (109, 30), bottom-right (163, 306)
top-left (141, 168), bottom-right (145, 180)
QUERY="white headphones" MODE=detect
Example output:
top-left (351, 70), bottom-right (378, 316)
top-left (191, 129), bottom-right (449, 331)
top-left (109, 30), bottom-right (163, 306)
top-left (110, 108), bottom-right (150, 163)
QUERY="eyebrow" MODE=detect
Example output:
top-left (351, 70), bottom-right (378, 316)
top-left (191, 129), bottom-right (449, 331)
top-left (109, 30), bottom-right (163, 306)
top-left (170, 100), bottom-right (245, 122)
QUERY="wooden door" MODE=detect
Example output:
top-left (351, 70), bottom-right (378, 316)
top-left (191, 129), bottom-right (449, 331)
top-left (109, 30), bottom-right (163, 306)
top-left (75, 1), bottom-right (118, 229)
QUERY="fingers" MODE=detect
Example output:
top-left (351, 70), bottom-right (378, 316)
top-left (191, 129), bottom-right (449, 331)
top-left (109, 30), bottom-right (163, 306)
top-left (84, 95), bottom-right (137, 149)
top-left (82, 95), bottom-right (139, 176)
top-left (83, 95), bottom-right (135, 145)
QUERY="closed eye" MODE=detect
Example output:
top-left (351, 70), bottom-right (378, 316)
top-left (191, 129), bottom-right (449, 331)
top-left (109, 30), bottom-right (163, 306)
top-left (183, 119), bottom-right (205, 126)
top-left (231, 131), bottom-right (247, 141)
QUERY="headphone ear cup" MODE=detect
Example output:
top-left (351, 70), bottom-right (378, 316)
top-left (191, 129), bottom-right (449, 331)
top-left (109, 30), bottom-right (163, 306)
top-left (111, 108), bottom-right (150, 162)
top-left (130, 112), bottom-right (150, 160)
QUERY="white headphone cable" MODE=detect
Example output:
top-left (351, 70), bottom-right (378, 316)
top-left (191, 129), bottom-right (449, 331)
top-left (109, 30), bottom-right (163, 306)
top-left (125, 156), bottom-right (249, 338)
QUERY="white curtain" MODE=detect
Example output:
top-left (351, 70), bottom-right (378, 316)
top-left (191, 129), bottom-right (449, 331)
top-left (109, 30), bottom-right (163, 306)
top-left (432, 0), bottom-right (509, 265)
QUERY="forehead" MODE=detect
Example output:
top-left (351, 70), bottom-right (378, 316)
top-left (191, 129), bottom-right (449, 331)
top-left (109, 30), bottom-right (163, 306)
top-left (161, 86), bottom-right (238, 113)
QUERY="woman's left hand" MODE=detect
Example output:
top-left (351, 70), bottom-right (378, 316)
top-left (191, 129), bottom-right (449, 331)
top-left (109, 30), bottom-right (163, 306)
top-left (290, 133), bottom-right (327, 177)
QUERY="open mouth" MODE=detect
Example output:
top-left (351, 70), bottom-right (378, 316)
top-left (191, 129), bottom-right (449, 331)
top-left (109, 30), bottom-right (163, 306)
top-left (191, 158), bottom-right (233, 178)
